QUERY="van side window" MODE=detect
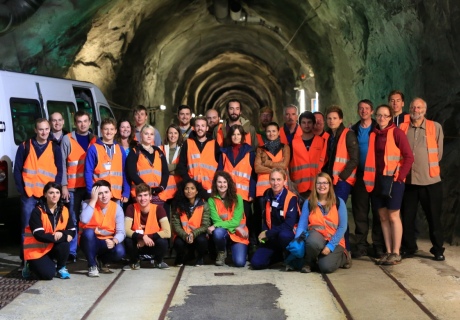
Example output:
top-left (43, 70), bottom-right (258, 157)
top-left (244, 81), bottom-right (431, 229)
top-left (47, 101), bottom-right (76, 133)
top-left (73, 88), bottom-right (96, 133)
top-left (99, 105), bottom-right (114, 120)
top-left (10, 98), bottom-right (42, 145)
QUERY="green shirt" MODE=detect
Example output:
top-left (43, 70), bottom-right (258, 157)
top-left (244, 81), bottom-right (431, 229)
top-left (208, 194), bottom-right (244, 233)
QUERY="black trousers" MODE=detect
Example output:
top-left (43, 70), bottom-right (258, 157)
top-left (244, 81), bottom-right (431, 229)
top-left (351, 174), bottom-right (384, 251)
top-left (401, 182), bottom-right (444, 255)
top-left (29, 241), bottom-right (70, 280)
top-left (173, 233), bottom-right (208, 264)
top-left (124, 236), bottom-right (168, 263)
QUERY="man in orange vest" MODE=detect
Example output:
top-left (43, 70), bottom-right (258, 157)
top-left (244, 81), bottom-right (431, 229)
top-left (290, 111), bottom-right (326, 199)
top-left (60, 111), bottom-right (95, 262)
top-left (205, 108), bottom-right (220, 139)
top-left (350, 100), bottom-right (383, 258)
top-left (177, 116), bottom-right (221, 193)
top-left (279, 104), bottom-right (302, 145)
top-left (400, 98), bottom-right (445, 261)
top-left (133, 105), bottom-right (162, 146)
top-left (84, 118), bottom-right (130, 205)
top-left (388, 90), bottom-right (410, 127)
top-left (313, 111), bottom-right (328, 138)
top-left (213, 99), bottom-right (257, 148)
top-left (80, 180), bottom-right (126, 277)
top-left (123, 183), bottom-right (171, 270)
top-left (256, 106), bottom-right (274, 146)
top-left (14, 118), bottom-right (63, 267)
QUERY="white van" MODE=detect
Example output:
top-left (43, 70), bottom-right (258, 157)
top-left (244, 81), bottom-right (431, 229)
top-left (0, 70), bottom-right (116, 227)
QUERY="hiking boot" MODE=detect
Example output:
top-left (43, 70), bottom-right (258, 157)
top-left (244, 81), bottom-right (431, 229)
top-left (300, 265), bottom-right (311, 273)
top-left (285, 264), bottom-right (294, 272)
top-left (97, 256), bottom-right (113, 274)
top-left (215, 251), bottom-right (226, 266)
top-left (376, 253), bottom-right (390, 265)
top-left (123, 261), bottom-right (141, 271)
top-left (383, 253), bottom-right (402, 265)
top-left (88, 265), bottom-right (99, 277)
top-left (22, 262), bottom-right (31, 279)
top-left (341, 249), bottom-right (352, 269)
top-left (56, 266), bottom-right (71, 279)
top-left (195, 256), bottom-right (204, 267)
top-left (152, 260), bottom-right (170, 269)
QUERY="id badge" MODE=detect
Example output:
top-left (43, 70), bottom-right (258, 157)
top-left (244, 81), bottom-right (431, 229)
top-left (272, 200), bottom-right (279, 208)
top-left (104, 162), bottom-right (111, 170)
top-left (280, 210), bottom-right (284, 216)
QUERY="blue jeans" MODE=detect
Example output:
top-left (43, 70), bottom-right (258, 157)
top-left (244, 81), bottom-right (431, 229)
top-left (79, 228), bottom-right (125, 267)
top-left (334, 180), bottom-right (352, 251)
top-left (68, 188), bottom-right (86, 256)
top-left (213, 228), bottom-right (248, 267)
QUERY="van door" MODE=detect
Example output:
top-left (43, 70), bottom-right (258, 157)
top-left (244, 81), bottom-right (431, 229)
top-left (73, 87), bottom-right (98, 134)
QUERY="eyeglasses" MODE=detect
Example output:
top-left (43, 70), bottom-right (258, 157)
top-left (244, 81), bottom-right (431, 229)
top-left (376, 114), bottom-right (391, 119)
top-left (316, 182), bottom-right (330, 186)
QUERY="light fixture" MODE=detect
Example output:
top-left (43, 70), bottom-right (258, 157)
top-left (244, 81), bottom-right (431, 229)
top-left (160, 105), bottom-right (166, 111)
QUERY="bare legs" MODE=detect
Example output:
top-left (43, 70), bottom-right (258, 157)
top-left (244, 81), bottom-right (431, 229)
top-left (378, 208), bottom-right (402, 255)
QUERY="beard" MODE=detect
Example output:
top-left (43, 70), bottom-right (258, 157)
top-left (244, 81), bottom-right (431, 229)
top-left (229, 113), bottom-right (240, 122)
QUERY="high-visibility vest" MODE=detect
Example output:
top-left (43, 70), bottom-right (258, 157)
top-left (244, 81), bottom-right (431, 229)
top-left (256, 148), bottom-right (284, 197)
top-left (130, 147), bottom-right (163, 197)
top-left (256, 133), bottom-right (264, 146)
top-left (264, 189), bottom-right (298, 231)
top-left (213, 197), bottom-right (249, 245)
top-left (79, 201), bottom-right (117, 240)
top-left (330, 128), bottom-right (357, 186)
top-left (24, 206), bottom-right (69, 260)
top-left (66, 133), bottom-right (96, 189)
top-left (279, 125), bottom-right (302, 145)
top-left (178, 205), bottom-right (204, 234)
top-left (363, 128), bottom-right (404, 192)
top-left (222, 151), bottom-right (252, 201)
top-left (308, 203), bottom-right (345, 249)
top-left (216, 124), bottom-right (252, 147)
top-left (131, 203), bottom-right (160, 235)
top-left (321, 131), bottom-right (330, 142)
top-left (290, 136), bottom-right (326, 193)
top-left (186, 139), bottom-right (218, 190)
top-left (22, 140), bottom-right (58, 198)
top-left (399, 120), bottom-right (440, 178)
top-left (92, 144), bottom-right (124, 199)
top-left (158, 145), bottom-right (182, 201)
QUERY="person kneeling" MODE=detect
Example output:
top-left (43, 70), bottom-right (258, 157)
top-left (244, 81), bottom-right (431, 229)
top-left (79, 180), bottom-right (126, 277)
top-left (123, 183), bottom-right (171, 270)
top-left (23, 182), bottom-right (75, 280)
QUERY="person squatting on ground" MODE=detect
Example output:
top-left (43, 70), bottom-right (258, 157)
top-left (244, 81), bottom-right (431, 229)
top-left (207, 171), bottom-right (249, 267)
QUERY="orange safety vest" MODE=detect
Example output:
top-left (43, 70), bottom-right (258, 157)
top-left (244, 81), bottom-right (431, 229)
top-left (256, 133), bottom-right (264, 146)
top-left (178, 205), bottom-right (204, 234)
top-left (186, 139), bottom-right (218, 190)
top-left (22, 140), bottom-right (58, 198)
top-left (330, 128), bottom-right (357, 186)
top-left (24, 206), bottom-right (70, 260)
top-left (321, 131), bottom-right (330, 142)
top-left (256, 148), bottom-right (284, 197)
top-left (92, 144), bottom-right (124, 199)
top-left (79, 201), bottom-right (117, 240)
top-left (158, 145), bottom-right (182, 201)
top-left (216, 123), bottom-right (252, 147)
top-left (363, 128), bottom-right (404, 192)
top-left (222, 152), bottom-right (252, 201)
top-left (66, 133), bottom-right (96, 189)
top-left (264, 189), bottom-right (298, 231)
top-left (279, 125), bottom-right (302, 145)
top-left (308, 204), bottom-right (345, 249)
top-left (131, 203), bottom-right (161, 235)
top-left (290, 136), bottom-right (326, 193)
top-left (399, 120), bottom-right (440, 178)
top-left (130, 147), bottom-right (163, 197)
top-left (213, 197), bottom-right (249, 245)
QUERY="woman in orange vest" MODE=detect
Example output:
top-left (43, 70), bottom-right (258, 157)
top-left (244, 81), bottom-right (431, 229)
top-left (365, 105), bottom-right (414, 265)
top-left (219, 125), bottom-right (256, 247)
top-left (159, 124), bottom-right (184, 219)
top-left (125, 125), bottom-right (169, 204)
top-left (115, 118), bottom-right (137, 157)
top-left (171, 179), bottom-right (210, 266)
top-left (22, 182), bottom-right (75, 280)
top-left (293, 173), bottom-right (349, 274)
top-left (323, 106), bottom-right (359, 254)
top-left (208, 171), bottom-right (249, 267)
top-left (251, 168), bottom-right (299, 270)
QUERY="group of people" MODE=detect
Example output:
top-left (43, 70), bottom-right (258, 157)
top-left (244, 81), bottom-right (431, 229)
top-left (14, 90), bottom-right (445, 280)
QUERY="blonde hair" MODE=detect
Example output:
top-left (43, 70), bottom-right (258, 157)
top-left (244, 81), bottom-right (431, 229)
top-left (308, 172), bottom-right (336, 213)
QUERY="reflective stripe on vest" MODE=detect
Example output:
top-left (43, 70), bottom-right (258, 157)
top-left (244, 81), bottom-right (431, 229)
top-left (93, 144), bottom-right (124, 199)
top-left (179, 205), bottom-right (204, 234)
top-left (279, 125), bottom-right (302, 145)
top-left (264, 190), bottom-right (298, 233)
top-left (79, 201), bottom-right (117, 240)
top-left (213, 197), bottom-right (249, 245)
top-left (131, 203), bottom-right (161, 235)
top-left (22, 140), bottom-right (58, 198)
top-left (330, 128), bottom-right (357, 186)
top-left (308, 204), bottom-right (345, 249)
top-left (159, 145), bottom-right (181, 201)
top-left (66, 133), bottom-right (96, 188)
top-left (256, 148), bottom-right (284, 197)
top-left (186, 139), bottom-right (218, 190)
top-left (130, 148), bottom-right (163, 197)
top-left (222, 152), bottom-right (252, 201)
top-left (290, 135), bottom-right (326, 193)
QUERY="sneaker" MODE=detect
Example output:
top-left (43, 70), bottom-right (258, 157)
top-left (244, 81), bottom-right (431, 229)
top-left (123, 261), bottom-right (141, 271)
top-left (18, 260), bottom-right (25, 272)
top-left (376, 253), bottom-right (390, 265)
top-left (88, 265), bottom-right (99, 277)
top-left (22, 262), bottom-right (31, 279)
top-left (195, 257), bottom-right (204, 267)
top-left (215, 251), bottom-right (226, 266)
top-left (56, 266), bottom-right (71, 279)
top-left (300, 265), bottom-right (311, 273)
top-left (341, 249), bottom-right (352, 269)
top-left (152, 261), bottom-right (170, 269)
top-left (97, 257), bottom-right (113, 274)
top-left (383, 253), bottom-right (402, 265)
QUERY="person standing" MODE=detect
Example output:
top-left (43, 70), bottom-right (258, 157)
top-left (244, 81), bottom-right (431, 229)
top-left (115, 118), bottom-right (137, 157)
top-left (49, 112), bottom-right (68, 145)
top-left (279, 104), bottom-right (302, 145)
top-left (177, 105), bottom-right (195, 139)
top-left (400, 98), bottom-right (445, 261)
top-left (133, 105), bottom-right (162, 146)
top-left (388, 90), bottom-right (410, 127)
top-left (205, 109), bottom-right (221, 139)
top-left (256, 107), bottom-right (274, 146)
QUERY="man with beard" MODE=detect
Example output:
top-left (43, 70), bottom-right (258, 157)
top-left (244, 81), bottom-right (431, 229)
top-left (177, 105), bottom-right (195, 139)
top-left (256, 107), bottom-right (274, 146)
top-left (177, 116), bottom-right (221, 193)
top-left (279, 104), bottom-right (302, 145)
top-left (400, 98), bottom-right (445, 261)
top-left (214, 99), bottom-right (257, 148)
top-left (206, 108), bottom-right (220, 139)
